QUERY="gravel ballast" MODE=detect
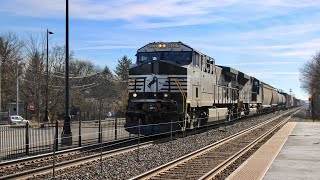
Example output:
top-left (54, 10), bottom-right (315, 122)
top-left (34, 109), bottom-right (303, 180)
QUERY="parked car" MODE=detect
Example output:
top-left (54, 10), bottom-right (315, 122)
top-left (107, 112), bottom-right (113, 117)
top-left (9, 116), bottom-right (29, 125)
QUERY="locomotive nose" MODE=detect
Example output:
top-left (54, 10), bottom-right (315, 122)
top-left (129, 60), bottom-right (187, 75)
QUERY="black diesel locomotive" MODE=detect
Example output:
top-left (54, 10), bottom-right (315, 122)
top-left (124, 42), bottom-right (301, 135)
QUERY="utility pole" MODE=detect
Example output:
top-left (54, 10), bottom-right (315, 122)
top-left (62, 0), bottom-right (72, 145)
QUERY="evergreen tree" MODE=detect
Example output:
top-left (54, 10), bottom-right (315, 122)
top-left (114, 55), bottom-right (132, 81)
top-left (114, 56), bottom-right (132, 115)
top-left (102, 65), bottom-right (112, 76)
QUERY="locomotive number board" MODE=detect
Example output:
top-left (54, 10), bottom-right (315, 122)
top-left (148, 43), bottom-right (180, 49)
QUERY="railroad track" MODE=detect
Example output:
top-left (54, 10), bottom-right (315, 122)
top-left (0, 108), bottom-right (296, 179)
top-left (0, 109), bottom-right (276, 178)
top-left (0, 137), bottom-right (139, 179)
top-left (131, 108), bottom-right (300, 180)
top-left (0, 140), bottom-right (153, 179)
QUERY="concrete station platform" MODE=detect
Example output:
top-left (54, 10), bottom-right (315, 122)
top-left (227, 121), bottom-right (320, 180)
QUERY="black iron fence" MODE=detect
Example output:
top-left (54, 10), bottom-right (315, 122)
top-left (0, 118), bottom-right (128, 161)
top-left (0, 106), bottom-right (290, 162)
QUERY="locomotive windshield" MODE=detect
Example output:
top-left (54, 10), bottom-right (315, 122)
top-left (137, 51), bottom-right (191, 65)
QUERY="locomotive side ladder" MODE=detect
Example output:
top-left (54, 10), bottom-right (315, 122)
top-left (173, 78), bottom-right (188, 130)
top-left (173, 78), bottom-right (187, 114)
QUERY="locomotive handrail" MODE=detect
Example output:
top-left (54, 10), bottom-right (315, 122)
top-left (174, 78), bottom-right (188, 131)
top-left (173, 78), bottom-right (187, 116)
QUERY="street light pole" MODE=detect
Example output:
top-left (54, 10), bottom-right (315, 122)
top-left (16, 58), bottom-right (19, 116)
top-left (43, 29), bottom-right (54, 122)
top-left (62, 0), bottom-right (72, 145)
top-left (0, 56), bottom-right (2, 121)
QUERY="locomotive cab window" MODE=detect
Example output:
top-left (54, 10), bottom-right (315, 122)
top-left (162, 51), bottom-right (191, 65)
top-left (137, 51), bottom-right (191, 65)
top-left (138, 52), bottom-right (160, 63)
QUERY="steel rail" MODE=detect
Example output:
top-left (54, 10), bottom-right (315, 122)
top-left (0, 108), bottom-right (297, 179)
top-left (0, 107), bottom-right (287, 168)
top-left (0, 109), bottom-right (273, 175)
top-left (199, 108), bottom-right (301, 179)
top-left (130, 108), bottom-right (298, 180)
top-left (0, 141), bottom-right (153, 180)
top-left (0, 136), bottom-right (136, 168)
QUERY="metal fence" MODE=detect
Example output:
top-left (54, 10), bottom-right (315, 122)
top-left (0, 106), bottom-right (289, 162)
top-left (0, 118), bottom-right (129, 161)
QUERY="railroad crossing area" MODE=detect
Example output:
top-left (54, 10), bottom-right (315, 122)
top-left (229, 121), bottom-right (320, 180)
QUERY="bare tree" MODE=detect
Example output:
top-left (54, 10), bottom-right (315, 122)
top-left (21, 34), bottom-right (47, 120)
top-left (0, 33), bottom-right (24, 112)
top-left (300, 52), bottom-right (320, 94)
top-left (0, 31), bottom-right (132, 121)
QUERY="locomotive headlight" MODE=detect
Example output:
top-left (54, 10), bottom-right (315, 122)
top-left (158, 44), bottom-right (166, 48)
top-left (133, 93), bottom-right (138, 98)
top-left (164, 93), bottom-right (169, 98)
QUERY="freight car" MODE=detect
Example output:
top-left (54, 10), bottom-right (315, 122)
top-left (125, 42), bottom-right (299, 135)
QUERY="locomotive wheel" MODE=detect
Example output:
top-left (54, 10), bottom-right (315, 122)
top-left (244, 108), bottom-right (249, 115)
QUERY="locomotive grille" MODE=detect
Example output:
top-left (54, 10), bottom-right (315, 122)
top-left (128, 75), bottom-right (188, 93)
